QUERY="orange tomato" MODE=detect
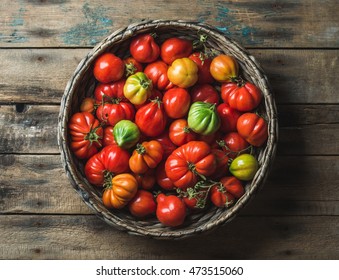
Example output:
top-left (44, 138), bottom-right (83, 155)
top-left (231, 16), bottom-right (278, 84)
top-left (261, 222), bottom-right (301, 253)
top-left (210, 54), bottom-right (239, 83)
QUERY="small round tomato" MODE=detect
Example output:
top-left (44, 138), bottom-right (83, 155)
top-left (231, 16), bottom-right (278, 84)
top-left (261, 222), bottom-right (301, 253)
top-left (188, 52), bottom-right (214, 84)
top-left (190, 84), bottom-right (220, 104)
top-left (169, 119), bottom-right (197, 146)
top-left (135, 98), bottom-right (167, 137)
top-left (93, 53), bottom-right (125, 83)
top-left (218, 132), bottom-right (250, 159)
top-left (102, 173), bottom-right (138, 209)
top-left (210, 149), bottom-right (230, 179)
top-left (210, 54), bottom-right (239, 83)
top-left (123, 72), bottom-right (153, 105)
top-left (187, 101), bottom-right (220, 135)
top-left (129, 140), bottom-right (164, 174)
top-left (124, 57), bottom-right (143, 77)
top-left (163, 87), bottom-right (191, 119)
top-left (128, 190), bottom-right (156, 218)
top-left (165, 141), bottom-right (217, 189)
top-left (229, 153), bottom-right (259, 181)
top-left (68, 112), bottom-right (103, 159)
top-left (210, 184), bottom-right (235, 208)
top-left (94, 80), bottom-right (127, 103)
top-left (217, 103), bottom-right (242, 133)
top-left (167, 58), bottom-right (198, 88)
top-left (221, 81), bottom-right (262, 112)
top-left (220, 176), bottom-right (244, 199)
top-left (96, 101), bottom-right (135, 127)
top-left (237, 113), bottom-right (268, 147)
top-left (156, 194), bottom-right (186, 227)
top-left (130, 33), bottom-right (160, 63)
top-left (79, 97), bottom-right (96, 113)
top-left (160, 37), bottom-right (193, 65)
top-left (143, 60), bottom-right (173, 91)
top-left (156, 161), bottom-right (175, 191)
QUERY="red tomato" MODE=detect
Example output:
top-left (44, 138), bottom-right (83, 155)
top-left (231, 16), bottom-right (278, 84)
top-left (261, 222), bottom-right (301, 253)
top-left (156, 161), bottom-right (175, 191)
top-left (124, 57), bottom-right (143, 77)
top-left (169, 119), bottom-right (197, 146)
top-left (160, 37), bottom-right (193, 65)
top-left (217, 103), bottom-right (242, 133)
top-left (135, 99), bottom-right (167, 137)
top-left (189, 52), bottom-right (214, 84)
top-left (162, 87), bottom-right (191, 119)
top-left (156, 194), bottom-right (186, 227)
top-left (165, 141), bottom-right (217, 189)
top-left (221, 81), bottom-right (262, 112)
top-left (102, 126), bottom-right (116, 147)
top-left (96, 102), bottom-right (135, 127)
top-left (68, 112), bottom-right (103, 159)
top-left (210, 184), bottom-right (235, 208)
top-left (190, 84), bottom-right (220, 104)
top-left (182, 188), bottom-right (209, 210)
top-left (94, 80), bottom-right (127, 102)
top-left (219, 132), bottom-right (250, 159)
top-left (134, 169), bottom-right (156, 190)
top-left (143, 60), bottom-right (173, 91)
top-left (154, 132), bottom-right (177, 159)
top-left (220, 176), bottom-right (244, 199)
top-left (93, 53), bottom-right (125, 83)
top-left (210, 149), bottom-right (230, 179)
top-left (84, 145), bottom-right (130, 186)
top-left (237, 113), bottom-right (268, 147)
top-left (128, 190), bottom-right (156, 218)
top-left (130, 33), bottom-right (160, 63)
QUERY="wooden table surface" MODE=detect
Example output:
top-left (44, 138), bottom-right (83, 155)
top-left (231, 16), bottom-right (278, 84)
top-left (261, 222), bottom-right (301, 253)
top-left (0, 0), bottom-right (338, 260)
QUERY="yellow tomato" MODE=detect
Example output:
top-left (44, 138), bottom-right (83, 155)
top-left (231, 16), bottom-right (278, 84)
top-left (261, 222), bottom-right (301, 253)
top-left (167, 58), bottom-right (198, 88)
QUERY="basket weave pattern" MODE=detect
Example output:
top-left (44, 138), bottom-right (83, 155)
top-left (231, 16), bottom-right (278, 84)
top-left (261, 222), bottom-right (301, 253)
top-left (58, 20), bottom-right (278, 239)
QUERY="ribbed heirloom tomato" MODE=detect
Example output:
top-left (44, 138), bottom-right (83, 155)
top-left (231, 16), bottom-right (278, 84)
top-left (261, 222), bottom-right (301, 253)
top-left (237, 113), bottom-right (268, 147)
top-left (165, 141), bottom-right (217, 189)
top-left (68, 112), bottom-right (103, 159)
top-left (169, 119), bottom-right (197, 146)
top-left (128, 190), bottom-right (156, 218)
top-left (84, 145), bottom-right (130, 186)
top-left (94, 80), bottom-right (126, 102)
top-left (167, 58), bottom-right (198, 88)
top-left (160, 37), bottom-right (193, 65)
top-left (143, 60), bottom-right (173, 91)
top-left (96, 101), bottom-right (135, 127)
top-left (162, 87), bottom-right (191, 119)
top-left (129, 33), bottom-right (160, 63)
top-left (221, 81), bottom-right (262, 112)
top-left (210, 54), bottom-right (239, 83)
top-left (156, 194), bottom-right (186, 227)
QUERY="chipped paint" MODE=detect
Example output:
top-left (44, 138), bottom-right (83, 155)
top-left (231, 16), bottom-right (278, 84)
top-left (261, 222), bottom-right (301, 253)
top-left (61, 2), bottom-right (113, 46)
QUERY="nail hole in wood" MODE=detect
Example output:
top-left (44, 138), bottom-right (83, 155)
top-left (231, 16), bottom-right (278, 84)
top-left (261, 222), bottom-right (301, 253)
top-left (15, 103), bottom-right (26, 113)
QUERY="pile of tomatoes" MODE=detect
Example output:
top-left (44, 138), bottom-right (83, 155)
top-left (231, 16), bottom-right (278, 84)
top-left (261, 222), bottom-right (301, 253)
top-left (68, 33), bottom-right (268, 227)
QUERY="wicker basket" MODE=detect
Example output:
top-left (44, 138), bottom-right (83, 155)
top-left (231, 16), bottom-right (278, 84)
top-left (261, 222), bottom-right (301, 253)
top-left (58, 20), bottom-right (278, 239)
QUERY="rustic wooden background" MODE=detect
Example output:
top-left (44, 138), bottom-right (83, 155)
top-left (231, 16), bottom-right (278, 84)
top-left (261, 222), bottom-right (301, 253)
top-left (0, 0), bottom-right (338, 259)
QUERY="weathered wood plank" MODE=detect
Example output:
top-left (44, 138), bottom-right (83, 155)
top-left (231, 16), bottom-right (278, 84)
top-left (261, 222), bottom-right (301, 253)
top-left (1, 154), bottom-right (338, 215)
top-left (0, 215), bottom-right (337, 259)
top-left (0, 0), bottom-right (338, 48)
top-left (0, 49), bottom-right (338, 104)
top-left (1, 104), bottom-right (338, 155)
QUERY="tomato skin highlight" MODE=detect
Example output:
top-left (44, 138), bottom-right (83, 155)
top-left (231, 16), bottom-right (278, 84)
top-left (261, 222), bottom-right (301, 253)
top-left (156, 194), bottom-right (186, 227)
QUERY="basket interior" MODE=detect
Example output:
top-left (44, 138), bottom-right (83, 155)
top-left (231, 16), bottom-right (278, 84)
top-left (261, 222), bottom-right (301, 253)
top-left (58, 20), bottom-right (277, 239)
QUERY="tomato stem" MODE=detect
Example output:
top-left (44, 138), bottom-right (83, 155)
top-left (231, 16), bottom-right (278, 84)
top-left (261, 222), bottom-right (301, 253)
top-left (135, 143), bottom-right (146, 155)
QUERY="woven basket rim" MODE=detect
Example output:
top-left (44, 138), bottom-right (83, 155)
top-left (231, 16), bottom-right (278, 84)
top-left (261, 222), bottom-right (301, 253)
top-left (58, 19), bottom-right (278, 239)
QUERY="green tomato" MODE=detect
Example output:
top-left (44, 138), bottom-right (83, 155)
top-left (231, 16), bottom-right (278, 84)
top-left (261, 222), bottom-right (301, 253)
top-left (229, 153), bottom-right (259, 181)
top-left (113, 120), bottom-right (140, 149)
top-left (187, 101), bottom-right (220, 135)
top-left (123, 72), bottom-right (152, 105)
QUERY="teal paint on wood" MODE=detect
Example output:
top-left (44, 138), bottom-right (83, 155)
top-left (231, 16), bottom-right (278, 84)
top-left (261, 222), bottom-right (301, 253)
top-left (61, 2), bottom-right (113, 46)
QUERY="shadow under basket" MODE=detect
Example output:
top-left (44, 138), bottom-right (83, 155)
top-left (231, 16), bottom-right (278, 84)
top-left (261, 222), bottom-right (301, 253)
top-left (58, 20), bottom-right (278, 239)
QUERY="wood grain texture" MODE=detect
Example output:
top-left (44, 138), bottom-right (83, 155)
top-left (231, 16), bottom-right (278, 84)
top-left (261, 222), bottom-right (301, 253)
top-left (0, 214), bottom-right (338, 259)
top-left (1, 154), bottom-right (338, 215)
top-left (1, 104), bottom-right (338, 155)
top-left (0, 0), bottom-right (338, 48)
top-left (0, 49), bottom-right (338, 104)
